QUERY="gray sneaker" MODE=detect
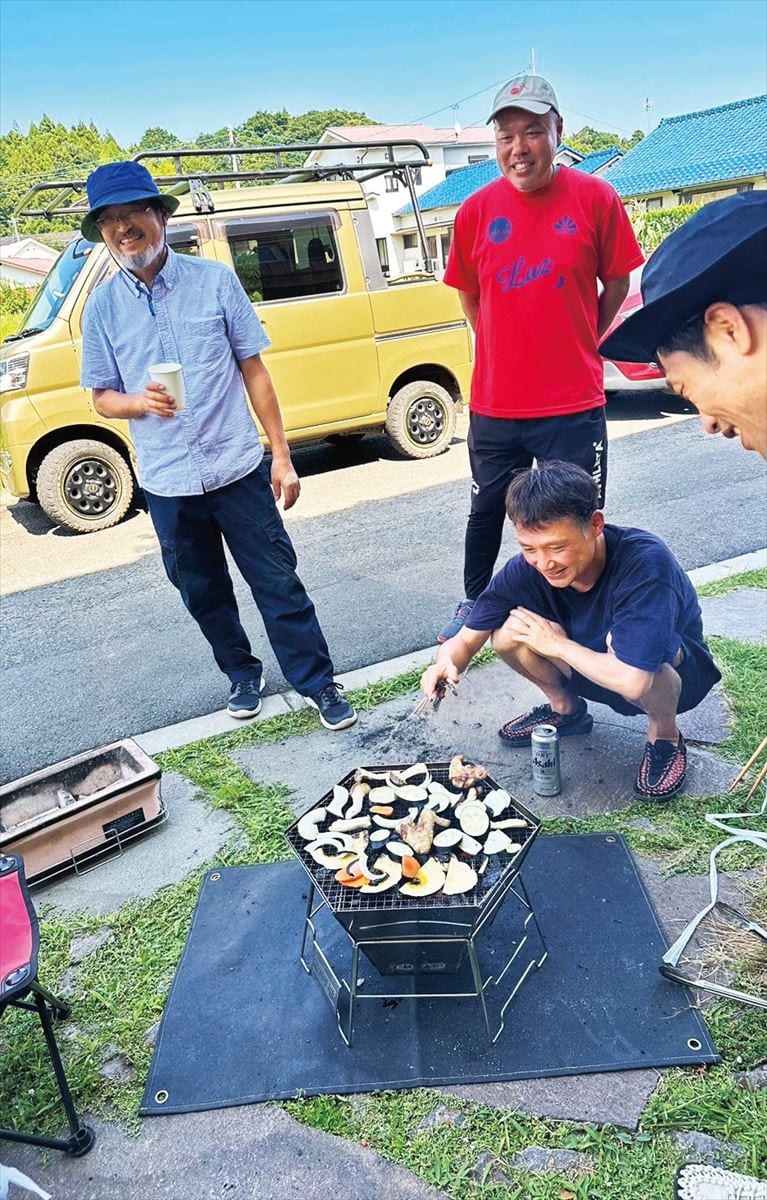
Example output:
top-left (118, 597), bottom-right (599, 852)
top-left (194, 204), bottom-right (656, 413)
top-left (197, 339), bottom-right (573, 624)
top-left (307, 682), bottom-right (358, 731)
top-left (227, 675), bottom-right (266, 719)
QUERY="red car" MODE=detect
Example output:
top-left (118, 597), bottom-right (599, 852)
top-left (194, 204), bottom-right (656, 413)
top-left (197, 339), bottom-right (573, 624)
top-left (602, 267), bottom-right (667, 392)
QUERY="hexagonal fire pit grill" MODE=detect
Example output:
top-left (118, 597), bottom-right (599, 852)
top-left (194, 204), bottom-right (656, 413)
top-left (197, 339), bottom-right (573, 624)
top-left (285, 761), bottom-right (548, 1045)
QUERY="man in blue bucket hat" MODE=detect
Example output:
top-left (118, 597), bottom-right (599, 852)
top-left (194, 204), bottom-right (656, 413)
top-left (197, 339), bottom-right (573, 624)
top-left (79, 161), bottom-right (357, 730)
top-left (601, 190), bottom-right (766, 459)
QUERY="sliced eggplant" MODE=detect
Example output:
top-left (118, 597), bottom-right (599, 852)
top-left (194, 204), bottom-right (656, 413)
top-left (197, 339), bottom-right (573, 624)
top-left (386, 840), bottom-right (412, 858)
top-left (458, 802), bottom-right (490, 838)
top-left (459, 833), bottom-right (483, 856)
top-left (484, 788), bottom-right (512, 817)
top-left (433, 828), bottom-right (462, 848)
top-left (484, 828), bottom-right (514, 854)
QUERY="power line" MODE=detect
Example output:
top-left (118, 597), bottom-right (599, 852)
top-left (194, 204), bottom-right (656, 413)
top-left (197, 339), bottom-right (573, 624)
top-left (405, 66), bottom-right (530, 125)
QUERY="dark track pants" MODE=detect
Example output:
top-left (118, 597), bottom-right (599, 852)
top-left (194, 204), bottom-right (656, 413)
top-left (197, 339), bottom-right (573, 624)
top-left (145, 463), bottom-right (334, 697)
top-left (464, 407), bottom-right (608, 599)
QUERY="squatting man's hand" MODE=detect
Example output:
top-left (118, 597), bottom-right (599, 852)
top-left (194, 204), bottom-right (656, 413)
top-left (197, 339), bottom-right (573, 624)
top-left (137, 381), bottom-right (177, 418)
top-left (505, 608), bottom-right (568, 658)
top-left (421, 658), bottom-right (461, 700)
top-left (270, 454), bottom-right (301, 510)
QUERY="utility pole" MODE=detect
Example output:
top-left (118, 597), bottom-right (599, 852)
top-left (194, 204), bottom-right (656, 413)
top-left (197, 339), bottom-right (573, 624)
top-left (228, 126), bottom-right (241, 187)
top-left (643, 97), bottom-right (654, 133)
top-left (531, 47), bottom-right (536, 75)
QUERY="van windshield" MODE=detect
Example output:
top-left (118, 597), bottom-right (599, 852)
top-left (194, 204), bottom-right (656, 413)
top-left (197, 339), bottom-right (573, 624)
top-left (19, 237), bottom-right (94, 334)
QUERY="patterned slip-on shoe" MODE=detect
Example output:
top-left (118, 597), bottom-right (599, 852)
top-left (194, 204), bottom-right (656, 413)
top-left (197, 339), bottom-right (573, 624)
top-left (498, 699), bottom-right (593, 746)
top-left (674, 1162), bottom-right (767, 1200)
top-left (438, 598), bottom-right (476, 643)
top-left (634, 733), bottom-right (687, 800)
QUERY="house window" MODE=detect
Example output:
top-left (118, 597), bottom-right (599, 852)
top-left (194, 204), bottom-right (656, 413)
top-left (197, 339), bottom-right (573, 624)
top-left (468, 155), bottom-right (489, 164)
top-left (440, 230), bottom-right (452, 264)
top-left (645, 197), bottom-right (663, 210)
top-left (402, 233), bottom-right (418, 250)
top-left (376, 237), bottom-right (390, 277)
top-left (225, 213), bottom-right (343, 303)
top-left (385, 174), bottom-right (399, 193)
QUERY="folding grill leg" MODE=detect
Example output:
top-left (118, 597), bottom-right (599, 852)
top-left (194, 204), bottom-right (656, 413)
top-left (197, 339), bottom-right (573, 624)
top-left (467, 939), bottom-right (493, 1042)
top-left (299, 882), bottom-right (316, 972)
top-left (516, 874), bottom-right (549, 967)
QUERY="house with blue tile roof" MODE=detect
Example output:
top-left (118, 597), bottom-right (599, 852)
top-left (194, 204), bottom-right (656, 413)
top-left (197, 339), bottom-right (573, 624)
top-left (601, 94), bottom-right (767, 210)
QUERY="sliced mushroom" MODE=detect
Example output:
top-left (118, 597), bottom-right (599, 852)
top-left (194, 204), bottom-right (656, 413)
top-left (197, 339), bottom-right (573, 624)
top-left (484, 828), bottom-right (515, 854)
top-left (443, 856), bottom-right (478, 896)
top-left (459, 833), bottom-right (483, 856)
top-left (484, 788), bottom-right (512, 817)
top-left (297, 806), bottom-right (328, 841)
top-left (345, 781), bottom-right (370, 819)
top-left (490, 818), bottom-right (529, 830)
top-left (329, 816), bottom-right (372, 832)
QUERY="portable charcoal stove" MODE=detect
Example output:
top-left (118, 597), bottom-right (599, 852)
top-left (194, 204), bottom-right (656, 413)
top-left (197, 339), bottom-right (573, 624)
top-left (285, 761), bottom-right (548, 1046)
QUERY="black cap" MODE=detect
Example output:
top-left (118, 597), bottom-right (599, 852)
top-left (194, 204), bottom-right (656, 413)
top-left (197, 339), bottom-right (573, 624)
top-left (600, 191), bottom-right (767, 363)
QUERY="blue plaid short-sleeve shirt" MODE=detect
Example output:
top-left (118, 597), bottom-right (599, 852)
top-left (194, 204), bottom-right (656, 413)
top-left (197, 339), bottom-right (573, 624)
top-left (80, 250), bottom-right (270, 496)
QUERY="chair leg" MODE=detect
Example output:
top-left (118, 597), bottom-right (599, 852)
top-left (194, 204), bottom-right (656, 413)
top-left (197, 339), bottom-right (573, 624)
top-left (0, 992), bottom-right (95, 1157)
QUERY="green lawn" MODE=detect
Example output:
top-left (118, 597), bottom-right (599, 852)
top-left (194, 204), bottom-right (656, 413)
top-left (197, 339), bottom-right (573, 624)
top-left (1, 581), bottom-right (764, 1194)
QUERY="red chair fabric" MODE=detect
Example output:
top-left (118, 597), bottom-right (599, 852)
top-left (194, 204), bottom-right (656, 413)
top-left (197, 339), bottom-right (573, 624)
top-left (0, 858), bottom-right (38, 1003)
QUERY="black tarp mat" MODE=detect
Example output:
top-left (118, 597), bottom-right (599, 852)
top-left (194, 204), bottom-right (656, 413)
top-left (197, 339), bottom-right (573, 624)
top-left (141, 834), bottom-right (718, 1114)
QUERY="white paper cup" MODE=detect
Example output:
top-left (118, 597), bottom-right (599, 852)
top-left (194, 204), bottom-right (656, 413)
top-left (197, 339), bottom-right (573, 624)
top-left (149, 362), bottom-right (185, 411)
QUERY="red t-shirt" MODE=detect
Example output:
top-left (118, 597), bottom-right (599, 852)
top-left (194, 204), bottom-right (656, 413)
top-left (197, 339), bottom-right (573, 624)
top-left (444, 166), bottom-right (644, 418)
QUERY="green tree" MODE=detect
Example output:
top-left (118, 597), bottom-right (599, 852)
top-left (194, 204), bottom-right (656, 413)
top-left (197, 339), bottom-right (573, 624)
top-left (567, 125), bottom-right (644, 157)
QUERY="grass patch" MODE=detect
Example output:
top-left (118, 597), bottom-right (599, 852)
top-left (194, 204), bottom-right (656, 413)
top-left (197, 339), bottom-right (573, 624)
top-left (711, 636), bottom-right (767, 765)
top-left (696, 567), bottom-right (766, 597)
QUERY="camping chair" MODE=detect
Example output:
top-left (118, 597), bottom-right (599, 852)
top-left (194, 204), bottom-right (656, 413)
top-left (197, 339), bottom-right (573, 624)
top-left (0, 853), bottom-right (95, 1156)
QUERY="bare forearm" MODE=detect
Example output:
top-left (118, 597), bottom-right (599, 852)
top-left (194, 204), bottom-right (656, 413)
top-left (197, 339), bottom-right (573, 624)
top-left (556, 638), bottom-right (651, 701)
top-left (93, 388), bottom-right (144, 419)
top-left (597, 276), bottom-right (630, 338)
top-left (240, 358), bottom-right (290, 458)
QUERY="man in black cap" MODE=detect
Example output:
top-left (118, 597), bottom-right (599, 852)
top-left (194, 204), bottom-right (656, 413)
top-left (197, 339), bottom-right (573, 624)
top-left (438, 73), bottom-right (644, 644)
top-left (601, 191), bottom-right (767, 459)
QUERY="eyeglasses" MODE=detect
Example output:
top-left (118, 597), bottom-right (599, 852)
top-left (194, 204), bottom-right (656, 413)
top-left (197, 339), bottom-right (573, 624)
top-left (95, 204), bottom-right (154, 231)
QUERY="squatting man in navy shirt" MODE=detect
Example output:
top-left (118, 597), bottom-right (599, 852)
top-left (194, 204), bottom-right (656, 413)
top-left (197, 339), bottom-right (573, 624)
top-left (421, 461), bottom-right (720, 799)
top-left (79, 161), bottom-right (356, 731)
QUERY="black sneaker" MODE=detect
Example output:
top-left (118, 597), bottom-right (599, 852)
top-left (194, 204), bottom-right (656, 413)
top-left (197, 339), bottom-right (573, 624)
top-left (499, 699), bottom-right (593, 746)
top-left (634, 734), bottom-right (687, 800)
top-left (438, 598), bottom-right (476, 643)
top-left (227, 675), bottom-right (266, 719)
top-left (308, 682), bottom-right (358, 731)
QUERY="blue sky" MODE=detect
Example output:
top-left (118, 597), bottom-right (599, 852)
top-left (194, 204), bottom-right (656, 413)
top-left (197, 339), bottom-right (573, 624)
top-left (1, 0), bottom-right (765, 145)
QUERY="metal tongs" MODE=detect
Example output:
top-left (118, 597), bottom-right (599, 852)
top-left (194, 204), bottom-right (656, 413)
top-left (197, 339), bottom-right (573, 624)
top-left (411, 678), bottom-right (459, 718)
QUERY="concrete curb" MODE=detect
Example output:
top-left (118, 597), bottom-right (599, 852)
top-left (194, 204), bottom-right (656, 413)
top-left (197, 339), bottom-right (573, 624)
top-left (135, 548), bottom-right (766, 759)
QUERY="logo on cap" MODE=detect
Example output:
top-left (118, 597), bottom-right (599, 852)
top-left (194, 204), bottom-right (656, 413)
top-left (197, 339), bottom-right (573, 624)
top-left (510, 86), bottom-right (522, 95)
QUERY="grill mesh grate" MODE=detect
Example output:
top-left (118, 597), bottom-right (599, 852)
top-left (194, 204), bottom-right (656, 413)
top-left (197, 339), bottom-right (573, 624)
top-left (285, 762), bottom-right (540, 914)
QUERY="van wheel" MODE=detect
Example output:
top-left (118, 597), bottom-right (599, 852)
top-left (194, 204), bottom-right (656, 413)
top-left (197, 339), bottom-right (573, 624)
top-left (36, 440), bottom-right (134, 533)
top-left (386, 381), bottom-right (456, 459)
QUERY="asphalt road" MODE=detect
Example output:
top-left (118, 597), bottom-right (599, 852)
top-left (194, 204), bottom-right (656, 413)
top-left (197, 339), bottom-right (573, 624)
top-left (2, 403), bottom-right (765, 783)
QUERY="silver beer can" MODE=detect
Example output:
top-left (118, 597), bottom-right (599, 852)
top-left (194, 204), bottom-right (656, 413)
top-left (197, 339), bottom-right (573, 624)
top-left (531, 723), bottom-right (561, 796)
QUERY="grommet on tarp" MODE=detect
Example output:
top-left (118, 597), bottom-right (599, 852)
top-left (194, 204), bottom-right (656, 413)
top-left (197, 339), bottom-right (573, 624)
top-left (210, 872), bottom-right (221, 882)
top-left (687, 1037), bottom-right (702, 1051)
top-left (154, 1089), bottom-right (169, 1104)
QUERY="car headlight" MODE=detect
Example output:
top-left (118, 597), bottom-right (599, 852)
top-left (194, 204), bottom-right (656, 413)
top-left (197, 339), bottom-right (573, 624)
top-left (0, 353), bottom-right (29, 393)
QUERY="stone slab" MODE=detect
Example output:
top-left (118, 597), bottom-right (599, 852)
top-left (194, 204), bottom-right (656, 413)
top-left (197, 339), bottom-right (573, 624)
top-left (2, 1106), bottom-right (448, 1200)
top-left (33, 773), bottom-right (239, 917)
top-left (235, 661), bottom-right (737, 821)
top-left (699, 589), bottom-right (766, 643)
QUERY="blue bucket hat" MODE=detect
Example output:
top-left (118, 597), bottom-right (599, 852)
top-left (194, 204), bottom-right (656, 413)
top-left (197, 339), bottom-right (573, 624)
top-left (81, 161), bottom-right (180, 243)
top-left (600, 191), bottom-right (767, 363)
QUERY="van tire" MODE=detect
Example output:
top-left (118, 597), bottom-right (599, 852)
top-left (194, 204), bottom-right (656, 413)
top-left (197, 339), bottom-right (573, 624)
top-left (36, 439), bottom-right (134, 533)
top-left (386, 381), bottom-right (456, 459)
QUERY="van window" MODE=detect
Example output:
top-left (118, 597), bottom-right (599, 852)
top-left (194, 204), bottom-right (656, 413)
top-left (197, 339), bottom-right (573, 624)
top-left (225, 214), bottom-right (343, 304)
top-left (19, 237), bottom-right (93, 334)
top-left (167, 224), bottom-right (201, 256)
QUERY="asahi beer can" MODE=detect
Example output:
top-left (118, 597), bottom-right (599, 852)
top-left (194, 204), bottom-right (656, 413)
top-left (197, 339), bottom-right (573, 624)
top-left (531, 723), bottom-right (561, 796)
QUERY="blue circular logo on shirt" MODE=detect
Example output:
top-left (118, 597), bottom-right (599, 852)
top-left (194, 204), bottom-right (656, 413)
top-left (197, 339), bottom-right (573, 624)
top-left (488, 217), bottom-right (512, 244)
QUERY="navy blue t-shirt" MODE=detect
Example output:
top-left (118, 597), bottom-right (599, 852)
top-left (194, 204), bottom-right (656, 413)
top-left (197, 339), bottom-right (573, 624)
top-left (468, 525), bottom-right (719, 683)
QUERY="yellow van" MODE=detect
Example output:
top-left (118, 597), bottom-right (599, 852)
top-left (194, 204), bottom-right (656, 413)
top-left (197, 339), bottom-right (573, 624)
top-left (1, 142), bottom-right (472, 532)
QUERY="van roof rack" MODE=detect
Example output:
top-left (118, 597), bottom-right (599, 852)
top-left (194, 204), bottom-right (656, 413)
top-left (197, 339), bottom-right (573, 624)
top-left (15, 139), bottom-right (432, 220)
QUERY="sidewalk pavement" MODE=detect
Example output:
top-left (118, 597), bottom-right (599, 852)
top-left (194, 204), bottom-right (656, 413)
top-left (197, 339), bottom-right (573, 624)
top-left (4, 550), bottom-right (765, 1200)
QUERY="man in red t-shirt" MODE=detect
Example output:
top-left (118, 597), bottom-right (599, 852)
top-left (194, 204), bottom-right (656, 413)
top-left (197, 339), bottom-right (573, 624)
top-left (439, 73), bottom-right (644, 643)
